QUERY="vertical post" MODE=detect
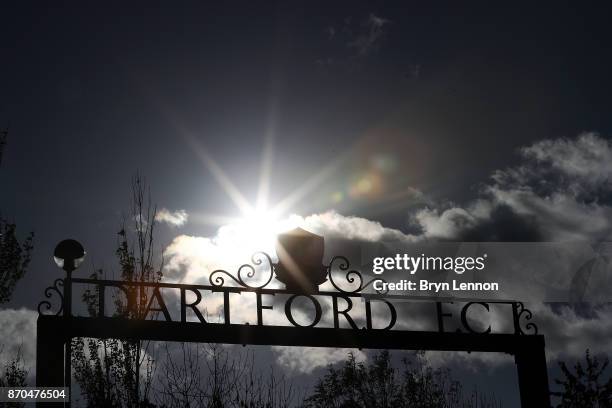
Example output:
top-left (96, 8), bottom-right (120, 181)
top-left (515, 336), bottom-right (551, 408)
top-left (52, 238), bottom-right (84, 406)
top-left (63, 269), bottom-right (72, 407)
top-left (36, 316), bottom-right (66, 408)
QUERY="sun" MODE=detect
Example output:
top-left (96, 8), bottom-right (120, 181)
top-left (181, 125), bottom-right (341, 241)
top-left (238, 206), bottom-right (299, 242)
top-left (202, 205), bottom-right (303, 258)
top-left (241, 207), bottom-right (281, 235)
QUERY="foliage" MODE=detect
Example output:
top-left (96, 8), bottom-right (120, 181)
top-left (553, 349), bottom-right (612, 408)
top-left (155, 343), bottom-right (297, 408)
top-left (1, 357), bottom-right (27, 388)
top-left (0, 220), bottom-right (33, 304)
top-left (0, 129), bottom-right (34, 305)
top-left (0, 129), bottom-right (6, 166)
top-left (303, 350), bottom-right (500, 408)
top-left (0, 129), bottom-right (33, 402)
top-left (0, 346), bottom-right (28, 408)
top-left (72, 174), bottom-right (162, 408)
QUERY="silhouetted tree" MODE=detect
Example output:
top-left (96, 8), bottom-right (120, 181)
top-left (0, 221), bottom-right (33, 305)
top-left (0, 129), bottom-right (34, 304)
top-left (155, 343), bottom-right (297, 408)
top-left (72, 173), bottom-right (162, 407)
top-left (0, 350), bottom-right (27, 408)
top-left (0, 129), bottom-right (33, 398)
top-left (553, 349), bottom-right (612, 407)
top-left (303, 350), bottom-right (500, 408)
top-left (0, 129), bottom-right (6, 167)
top-left (0, 355), bottom-right (26, 388)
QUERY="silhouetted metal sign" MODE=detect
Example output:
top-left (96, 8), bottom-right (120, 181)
top-left (275, 227), bottom-right (327, 293)
top-left (35, 229), bottom-right (551, 408)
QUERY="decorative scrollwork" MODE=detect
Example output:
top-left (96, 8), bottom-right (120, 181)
top-left (327, 256), bottom-right (362, 293)
top-left (210, 252), bottom-right (274, 289)
top-left (513, 302), bottom-right (538, 335)
top-left (326, 256), bottom-right (388, 294)
top-left (37, 278), bottom-right (65, 315)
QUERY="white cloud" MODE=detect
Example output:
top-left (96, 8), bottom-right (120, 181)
top-left (302, 211), bottom-right (413, 242)
top-left (415, 206), bottom-right (481, 240)
top-left (348, 13), bottom-right (391, 56)
top-left (163, 211), bottom-right (414, 285)
top-left (161, 211), bottom-right (417, 372)
top-left (535, 303), bottom-right (612, 360)
top-left (159, 133), bottom-right (612, 372)
top-left (273, 346), bottom-right (367, 374)
top-left (155, 208), bottom-right (188, 227)
top-left (414, 132), bottom-right (612, 241)
top-left (0, 308), bottom-right (37, 382)
top-left (424, 302), bottom-right (612, 370)
top-left (521, 132), bottom-right (612, 189)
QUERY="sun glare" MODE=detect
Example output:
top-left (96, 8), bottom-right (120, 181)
top-left (183, 129), bottom-right (312, 243)
top-left (210, 206), bottom-right (303, 257)
top-left (182, 122), bottom-right (348, 244)
top-left (239, 206), bottom-right (298, 239)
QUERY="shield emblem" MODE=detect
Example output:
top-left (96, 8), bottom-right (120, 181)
top-left (275, 228), bottom-right (327, 293)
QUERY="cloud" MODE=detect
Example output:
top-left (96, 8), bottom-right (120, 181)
top-left (163, 211), bottom-right (414, 285)
top-left (273, 346), bottom-right (367, 374)
top-left (0, 308), bottom-right (37, 382)
top-left (301, 211), bottom-right (413, 242)
top-left (161, 211), bottom-right (418, 372)
top-left (536, 303), bottom-right (612, 360)
top-left (424, 302), bottom-right (612, 370)
top-left (317, 13), bottom-right (391, 68)
top-left (520, 133), bottom-right (612, 190)
top-left (11, 134), bottom-right (611, 380)
top-left (161, 222), bottom-right (612, 371)
top-left (155, 208), bottom-right (188, 227)
top-left (160, 132), bottom-right (612, 373)
top-left (414, 132), bottom-right (612, 241)
top-left (349, 14), bottom-right (391, 56)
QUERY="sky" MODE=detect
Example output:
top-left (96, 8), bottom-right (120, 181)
top-left (2, 2), bottom-right (612, 406)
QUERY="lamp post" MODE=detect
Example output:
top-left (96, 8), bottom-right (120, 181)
top-left (53, 239), bottom-right (85, 407)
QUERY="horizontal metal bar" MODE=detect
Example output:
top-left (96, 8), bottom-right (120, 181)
top-left (40, 315), bottom-right (542, 354)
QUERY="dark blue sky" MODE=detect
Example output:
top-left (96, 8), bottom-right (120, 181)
top-left (2, 2), bottom-right (612, 405)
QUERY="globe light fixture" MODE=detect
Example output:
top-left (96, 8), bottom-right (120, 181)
top-left (53, 239), bottom-right (85, 272)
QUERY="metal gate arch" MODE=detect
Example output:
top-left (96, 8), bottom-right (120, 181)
top-left (36, 233), bottom-right (551, 407)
